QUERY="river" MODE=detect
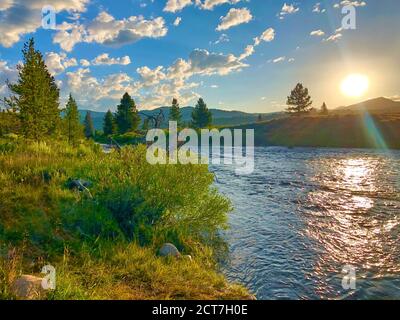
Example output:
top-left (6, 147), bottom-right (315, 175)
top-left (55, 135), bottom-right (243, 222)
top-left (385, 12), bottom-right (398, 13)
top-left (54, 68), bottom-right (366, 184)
top-left (210, 147), bottom-right (400, 299)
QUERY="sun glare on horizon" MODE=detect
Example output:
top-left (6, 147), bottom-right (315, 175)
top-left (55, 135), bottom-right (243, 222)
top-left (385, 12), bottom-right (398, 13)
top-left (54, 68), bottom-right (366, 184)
top-left (340, 74), bottom-right (370, 98)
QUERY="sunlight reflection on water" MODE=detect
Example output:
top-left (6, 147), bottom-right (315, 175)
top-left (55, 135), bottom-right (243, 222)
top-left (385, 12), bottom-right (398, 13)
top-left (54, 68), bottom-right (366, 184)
top-left (212, 147), bottom-right (400, 299)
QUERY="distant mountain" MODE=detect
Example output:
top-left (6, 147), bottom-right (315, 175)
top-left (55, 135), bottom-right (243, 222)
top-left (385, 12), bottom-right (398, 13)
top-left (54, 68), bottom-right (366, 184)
top-left (336, 97), bottom-right (400, 114)
top-left (79, 107), bottom-right (283, 131)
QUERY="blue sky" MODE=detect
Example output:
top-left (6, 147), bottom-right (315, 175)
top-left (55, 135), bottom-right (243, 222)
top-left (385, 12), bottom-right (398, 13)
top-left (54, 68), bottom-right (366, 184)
top-left (0, 0), bottom-right (399, 113)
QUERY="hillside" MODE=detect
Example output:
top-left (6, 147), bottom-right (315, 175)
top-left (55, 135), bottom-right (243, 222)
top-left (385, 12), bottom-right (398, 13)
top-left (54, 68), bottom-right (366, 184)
top-left (79, 107), bottom-right (283, 131)
top-left (238, 113), bottom-right (400, 149)
top-left (335, 97), bottom-right (400, 114)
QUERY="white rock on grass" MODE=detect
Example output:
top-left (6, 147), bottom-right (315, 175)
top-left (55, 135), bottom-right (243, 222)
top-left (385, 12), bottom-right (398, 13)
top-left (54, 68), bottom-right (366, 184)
top-left (159, 243), bottom-right (181, 258)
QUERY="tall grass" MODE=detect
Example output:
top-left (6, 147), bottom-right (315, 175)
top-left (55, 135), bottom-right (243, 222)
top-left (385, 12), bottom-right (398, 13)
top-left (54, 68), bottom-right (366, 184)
top-left (0, 137), bottom-right (250, 300)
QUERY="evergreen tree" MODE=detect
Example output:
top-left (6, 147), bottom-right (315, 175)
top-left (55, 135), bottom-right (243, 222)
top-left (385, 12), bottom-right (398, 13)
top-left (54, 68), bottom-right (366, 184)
top-left (191, 98), bottom-right (212, 128)
top-left (84, 111), bottom-right (95, 139)
top-left (320, 102), bottom-right (329, 115)
top-left (257, 114), bottom-right (263, 122)
top-left (169, 98), bottom-right (182, 125)
top-left (115, 92), bottom-right (140, 134)
top-left (286, 83), bottom-right (313, 114)
top-left (103, 110), bottom-right (116, 136)
top-left (6, 38), bottom-right (60, 140)
top-left (64, 94), bottom-right (82, 145)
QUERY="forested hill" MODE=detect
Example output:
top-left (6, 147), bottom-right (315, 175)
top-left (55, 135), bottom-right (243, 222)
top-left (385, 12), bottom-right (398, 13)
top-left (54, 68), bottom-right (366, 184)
top-left (79, 107), bottom-right (283, 130)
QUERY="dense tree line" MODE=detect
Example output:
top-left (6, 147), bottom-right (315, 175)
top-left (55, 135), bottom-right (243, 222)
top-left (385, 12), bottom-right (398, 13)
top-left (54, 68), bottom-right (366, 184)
top-left (0, 38), bottom-right (216, 142)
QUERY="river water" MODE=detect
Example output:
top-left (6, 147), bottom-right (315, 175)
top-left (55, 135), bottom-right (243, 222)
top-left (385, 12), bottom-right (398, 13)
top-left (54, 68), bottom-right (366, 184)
top-left (210, 147), bottom-right (400, 300)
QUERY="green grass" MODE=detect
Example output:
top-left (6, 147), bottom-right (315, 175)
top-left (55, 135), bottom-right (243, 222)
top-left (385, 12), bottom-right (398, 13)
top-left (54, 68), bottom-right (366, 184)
top-left (0, 136), bottom-right (251, 300)
top-left (237, 113), bottom-right (400, 149)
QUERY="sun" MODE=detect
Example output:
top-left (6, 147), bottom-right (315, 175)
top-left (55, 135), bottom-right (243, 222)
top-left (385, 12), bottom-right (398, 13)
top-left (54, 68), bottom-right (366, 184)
top-left (340, 74), bottom-right (369, 98)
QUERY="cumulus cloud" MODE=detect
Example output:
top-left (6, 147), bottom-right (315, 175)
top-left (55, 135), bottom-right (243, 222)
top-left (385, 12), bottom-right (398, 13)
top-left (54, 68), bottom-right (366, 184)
top-left (187, 49), bottom-right (247, 75)
top-left (53, 11), bottom-right (168, 51)
top-left (163, 0), bottom-right (244, 12)
top-left (61, 45), bottom-right (249, 110)
top-left (91, 53), bottom-right (131, 66)
top-left (199, 0), bottom-right (242, 10)
top-left (337, 1), bottom-right (367, 7)
top-left (137, 66), bottom-right (166, 87)
top-left (80, 59), bottom-right (90, 67)
top-left (164, 0), bottom-right (193, 13)
top-left (0, 0), bottom-right (89, 48)
top-left (65, 68), bottom-right (138, 104)
top-left (279, 3), bottom-right (299, 19)
top-left (0, 60), bottom-right (18, 96)
top-left (216, 8), bottom-right (253, 31)
top-left (45, 52), bottom-right (78, 75)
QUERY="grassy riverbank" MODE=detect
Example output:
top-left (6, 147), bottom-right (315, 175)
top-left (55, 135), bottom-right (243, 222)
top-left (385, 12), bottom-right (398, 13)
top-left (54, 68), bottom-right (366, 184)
top-left (239, 113), bottom-right (400, 149)
top-left (0, 136), bottom-right (250, 300)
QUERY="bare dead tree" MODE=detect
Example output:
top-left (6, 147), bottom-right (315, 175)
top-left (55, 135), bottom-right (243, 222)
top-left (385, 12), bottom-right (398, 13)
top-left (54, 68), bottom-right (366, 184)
top-left (142, 109), bottom-right (165, 128)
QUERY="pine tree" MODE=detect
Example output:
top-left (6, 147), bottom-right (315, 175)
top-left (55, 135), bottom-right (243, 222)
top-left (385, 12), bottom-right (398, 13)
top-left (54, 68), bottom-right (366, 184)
top-left (103, 110), bottom-right (115, 136)
top-left (6, 38), bottom-right (60, 140)
top-left (64, 94), bottom-right (82, 145)
top-left (115, 92), bottom-right (140, 134)
top-left (169, 98), bottom-right (182, 125)
top-left (84, 111), bottom-right (95, 139)
top-left (321, 102), bottom-right (328, 115)
top-left (191, 98), bottom-right (212, 128)
top-left (286, 83), bottom-right (313, 114)
top-left (257, 114), bottom-right (263, 122)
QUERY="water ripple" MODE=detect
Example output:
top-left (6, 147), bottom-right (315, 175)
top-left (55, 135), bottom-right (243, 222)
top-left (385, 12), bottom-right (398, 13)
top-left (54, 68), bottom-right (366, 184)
top-left (213, 147), bottom-right (400, 299)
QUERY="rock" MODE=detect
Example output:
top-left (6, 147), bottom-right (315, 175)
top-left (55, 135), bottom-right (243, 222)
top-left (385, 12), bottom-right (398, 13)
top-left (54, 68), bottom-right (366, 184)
top-left (66, 179), bottom-right (92, 191)
top-left (11, 275), bottom-right (45, 300)
top-left (183, 255), bottom-right (193, 261)
top-left (159, 243), bottom-right (181, 258)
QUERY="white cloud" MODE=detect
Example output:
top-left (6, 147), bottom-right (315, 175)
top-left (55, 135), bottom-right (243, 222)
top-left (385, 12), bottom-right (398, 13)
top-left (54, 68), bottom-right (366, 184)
top-left (164, 0), bottom-right (193, 13)
top-left (199, 0), bottom-right (241, 10)
top-left (279, 3), bottom-right (299, 19)
top-left (239, 27), bottom-right (275, 60)
top-left (137, 66), bottom-right (166, 87)
top-left (53, 11), bottom-right (168, 51)
top-left (80, 59), bottom-right (90, 67)
top-left (91, 53), bottom-right (131, 66)
top-left (310, 29), bottom-right (325, 37)
top-left (338, 1), bottom-right (367, 7)
top-left (163, 0), bottom-right (244, 12)
top-left (312, 3), bottom-right (326, 13)
top-left (0, 60), bottom-right (17, 96)
top-left (213, 33), bottom-right (230, 45)
top-left (0, 0), bottom-right (89, 48)
top-left (187, 49), bottom-right (247, 75)
top-left (324, 33), bottom-right (343, 42)
top-left (269, 56), bottom-right (286, 63)
top-left (173, 17), bottom-right (182, 26)
top-left (45, 52), bottom-right (78, 75)
top-left (53, 22), bottom-right (86, 52)
top-left (216, 8), bottom-right (253, 31)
